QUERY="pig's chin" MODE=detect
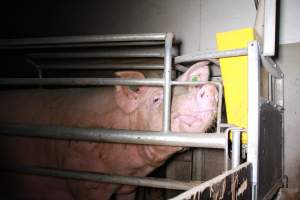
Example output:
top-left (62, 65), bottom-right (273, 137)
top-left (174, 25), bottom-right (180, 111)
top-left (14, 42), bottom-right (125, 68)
top-left (172, 110), bottom-right (216, 133)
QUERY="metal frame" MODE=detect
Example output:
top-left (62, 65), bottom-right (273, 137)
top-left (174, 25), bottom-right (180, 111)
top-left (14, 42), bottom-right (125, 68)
top-left (0, 32), bottom-right (227, 191)
top-left (0, 32), bottom-right (284, 200)
top-left (247, 41), bottom-right (261, 200)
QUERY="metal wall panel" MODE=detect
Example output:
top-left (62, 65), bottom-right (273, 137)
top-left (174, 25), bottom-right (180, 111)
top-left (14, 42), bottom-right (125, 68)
top-left (258, 103), bottom-right (284, 199)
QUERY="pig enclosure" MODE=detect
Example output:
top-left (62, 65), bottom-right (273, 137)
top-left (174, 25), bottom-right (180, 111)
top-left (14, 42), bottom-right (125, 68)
top-left (0, 31), bottom-right (284, 199)
top-left (0, 0), bottom-right (286, 199)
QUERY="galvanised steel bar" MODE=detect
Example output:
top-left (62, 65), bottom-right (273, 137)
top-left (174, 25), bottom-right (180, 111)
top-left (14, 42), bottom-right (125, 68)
top-left (0, 33), bottom-right (167, 49)
top-left (232, 130), bottom-right (241, 168)
top-left (247, 41), bottom-right (260, 200)
top-left (0, 124), bottom-right (226, 149)
top-left (174, 48), bottom-right (248, 64)
top-left (0, 41), bottom-right (166, 49)
top-left (263, 0), bottom-right (277, 56)
top-left (27, 50), bottom-right (164, 59)
top-left (224, 127), bottom-right (245, 171)
top-left (162, 33), bottom-right (174, 133)
top-left (0, 78), bottom-right (164, 86)
top-left (4, 165), bottom-right (200, 190)
top-left (38, 63), bottom-right (165, 70)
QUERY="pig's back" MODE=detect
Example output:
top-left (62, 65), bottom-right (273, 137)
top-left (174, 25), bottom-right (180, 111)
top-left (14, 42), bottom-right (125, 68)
top-left (0, 87), bottom-right (117, 126)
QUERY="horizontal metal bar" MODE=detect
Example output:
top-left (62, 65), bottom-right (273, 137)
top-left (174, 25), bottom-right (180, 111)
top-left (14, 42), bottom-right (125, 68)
top-left (0, 41), bottom-right (166, 49)
top-left (27, 50), bottom-right (164, 59)
top-left (0, 33), bottom-right (167, 48)
top-left (0, 78), bottom-right (164, 86)
top-left (0, 124), bottom-right (226, 149)
top-left (3, 165), bottom-right (200, 190)
top-left (171, 80), bottom-right (221, 87)
top-left (174, 48), bottom-right (248, 64)
top-left (38, 63), bottom-right (165, 70)
top-left (0, 79), bottom-right (223, 87)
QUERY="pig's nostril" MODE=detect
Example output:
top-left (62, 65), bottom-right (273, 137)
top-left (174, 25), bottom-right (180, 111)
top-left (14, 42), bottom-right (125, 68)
top-left (200, 92), bottom-right (205, 98)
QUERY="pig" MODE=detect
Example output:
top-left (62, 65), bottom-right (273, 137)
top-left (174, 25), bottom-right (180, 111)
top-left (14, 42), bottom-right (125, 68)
top-left (0, 61), bottom-right (218, 200)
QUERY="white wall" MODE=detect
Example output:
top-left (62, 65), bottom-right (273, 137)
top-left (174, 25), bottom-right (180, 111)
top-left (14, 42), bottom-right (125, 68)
top-left (278, 43), bottom-right (300, 188)
top-left (199, 0), bottom-right (300, 51)
top-left (199, 0), bottom-right (256, 50)
top-left (279, 0), bottom-right (300, 44)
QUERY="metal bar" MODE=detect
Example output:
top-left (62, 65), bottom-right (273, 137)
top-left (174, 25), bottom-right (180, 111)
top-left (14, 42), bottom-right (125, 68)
top-left (247, 41), bottom-right (260, 200)
top-left (162, 32), bottom-right (174, 133)
top-left (3, 165), bottom-right (200, 190)
top-left (0, 33), bottom-right (167, 48)
top-left (224, 128), bottom-right (229, 171)
top-left (263, 0), bottom-right (277, 56)
top-left (0, 78), bottom-right (164, 86)
top-left (232, 130), bottom-right (241, 168)
top-left (27, 50), bottom-right (164, 59)
top-left (0, 124), bottom-right (226, 149)
top-left (171, 80), bottom-right (220, 86)
top-left (174, 48), bottom-right (248, 64)
top-left (38, 63), bottom-right (165, 70)
top-left (261, 56), bottom-right (283, 78)
top-left (0, 41), bottom-right (166, 49)
top-left (175, 64), bottom-right (188, 72)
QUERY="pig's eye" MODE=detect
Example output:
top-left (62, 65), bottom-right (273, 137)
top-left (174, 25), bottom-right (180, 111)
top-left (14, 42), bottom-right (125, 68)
top-left (152, 96), bottom-right (162, 107)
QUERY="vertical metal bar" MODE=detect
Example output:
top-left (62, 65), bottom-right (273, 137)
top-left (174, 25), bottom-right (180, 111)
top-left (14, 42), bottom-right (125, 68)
top-left (275, 78), bottom-right (284, 107)
top-left (216, 82), bottom-right (223, 134)
top-left (247, 41), bottom-right (260, 200)
top-left (232, 130), bottom-right (241, 168)
top-left (224, 128), bottom-right (229, 171)
top-left (268, 73), bottom-right (273, 102)
top-left (163, 33), bottom-right (174, 133)
top-left (263, 0), bottom-right (277, 56)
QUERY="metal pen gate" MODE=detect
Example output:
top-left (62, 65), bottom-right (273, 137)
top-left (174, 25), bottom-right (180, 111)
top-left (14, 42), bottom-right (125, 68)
top-left (0, 32), bottom-right (247, 193)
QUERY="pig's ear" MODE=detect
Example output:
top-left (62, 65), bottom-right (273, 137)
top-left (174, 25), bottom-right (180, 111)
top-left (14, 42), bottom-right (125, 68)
top-left (178, 61), bottom-right (210, 82)
top-left (115, 71), bottom-right (148, 113)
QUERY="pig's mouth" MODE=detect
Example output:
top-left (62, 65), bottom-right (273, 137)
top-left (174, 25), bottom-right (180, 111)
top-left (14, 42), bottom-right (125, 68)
top-left (173, 109), bottom-right (217, 128)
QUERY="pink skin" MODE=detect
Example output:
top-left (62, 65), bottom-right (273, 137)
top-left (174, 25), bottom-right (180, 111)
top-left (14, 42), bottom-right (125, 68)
top-left (0, 61), bottom-right (218, 200)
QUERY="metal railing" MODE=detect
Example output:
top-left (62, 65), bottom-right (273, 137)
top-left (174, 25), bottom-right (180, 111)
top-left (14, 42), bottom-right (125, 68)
top-left (0, 33), bottom-right (246, 190)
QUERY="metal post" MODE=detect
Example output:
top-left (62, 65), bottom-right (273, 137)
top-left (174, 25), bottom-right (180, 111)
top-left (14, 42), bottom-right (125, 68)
top-left (263, 0), bottom-right (277, 56)
top-left (247, 41), bottom-right (260, 200)
top-left (232, 130), bottom-right (241, 168)
top-left (163, 33), bottom-right (174, 133)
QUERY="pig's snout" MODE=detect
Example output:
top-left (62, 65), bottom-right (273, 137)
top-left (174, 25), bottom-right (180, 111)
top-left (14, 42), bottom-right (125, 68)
top-left (196, 84), bottom-right (218, 108)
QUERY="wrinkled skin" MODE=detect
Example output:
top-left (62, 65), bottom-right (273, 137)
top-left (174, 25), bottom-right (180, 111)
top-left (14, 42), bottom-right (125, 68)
top-left (0, 61), bottom-right (218, 200)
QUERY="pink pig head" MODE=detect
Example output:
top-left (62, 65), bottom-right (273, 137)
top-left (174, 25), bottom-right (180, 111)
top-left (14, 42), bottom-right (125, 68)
top-left (114, 61), bottom-right (218, 133)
